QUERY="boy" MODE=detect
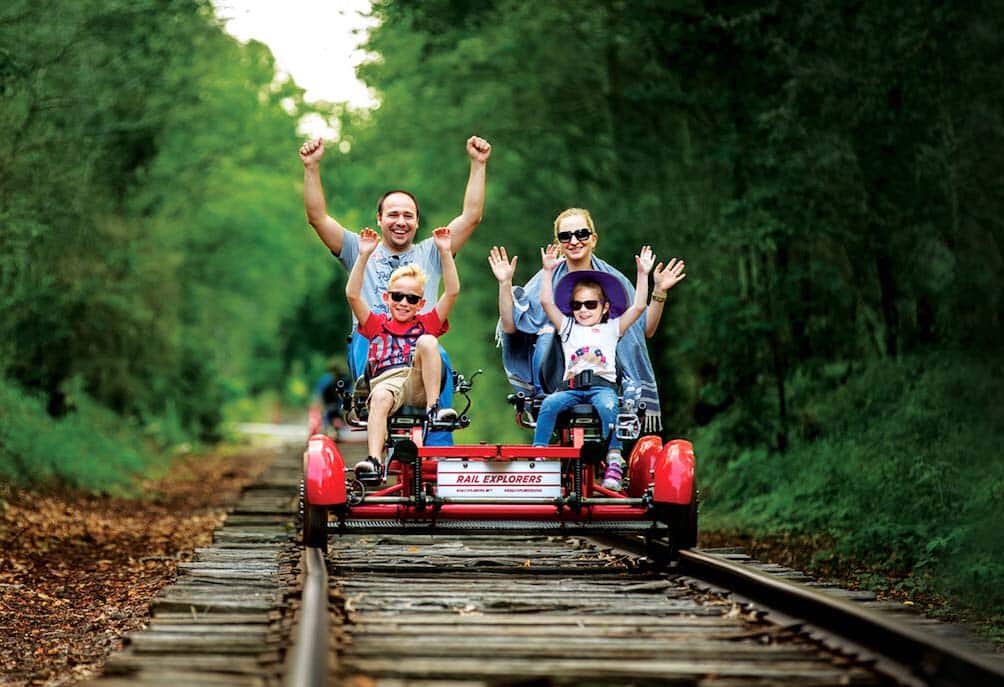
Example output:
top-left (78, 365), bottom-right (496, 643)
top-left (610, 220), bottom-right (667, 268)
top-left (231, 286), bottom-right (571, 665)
top-left (346, 227), bottom-right (459, 481)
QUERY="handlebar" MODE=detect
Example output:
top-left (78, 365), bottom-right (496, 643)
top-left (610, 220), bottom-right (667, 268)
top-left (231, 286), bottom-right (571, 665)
top-left (454, 368), bottom-right (483, 394)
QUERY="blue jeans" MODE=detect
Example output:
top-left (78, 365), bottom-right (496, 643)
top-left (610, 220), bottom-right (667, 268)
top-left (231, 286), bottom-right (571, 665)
top-left (532, 387), bottom-right (621, 450)
top-left (348, 330), bottom-right (454, 447)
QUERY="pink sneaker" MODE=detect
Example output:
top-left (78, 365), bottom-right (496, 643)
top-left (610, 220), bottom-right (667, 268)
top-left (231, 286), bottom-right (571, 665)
top-left (602, 459), bottom-right (625, 491)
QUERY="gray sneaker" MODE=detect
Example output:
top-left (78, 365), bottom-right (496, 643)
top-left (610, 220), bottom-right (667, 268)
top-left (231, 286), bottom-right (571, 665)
top-left (429, 406), bottom-right (458, 424)
top-left (353, 456), bottom-right (382, 482)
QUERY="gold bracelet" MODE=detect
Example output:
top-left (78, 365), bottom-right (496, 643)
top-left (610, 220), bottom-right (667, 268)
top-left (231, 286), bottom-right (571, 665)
top-left (651, 293), bottom-right (666, 303)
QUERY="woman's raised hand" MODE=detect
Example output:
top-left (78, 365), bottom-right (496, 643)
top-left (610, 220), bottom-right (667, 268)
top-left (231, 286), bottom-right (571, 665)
top-left (636, 245), bottom-right (655, 274)
top-left (653, 257), bottom-right (687, 291)
top-left (488, 246), bottom-right (518, 283)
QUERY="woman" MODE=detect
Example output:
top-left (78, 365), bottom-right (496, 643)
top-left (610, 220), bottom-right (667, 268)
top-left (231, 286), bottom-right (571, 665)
top-left (492, 208), bottom-right (685, 434)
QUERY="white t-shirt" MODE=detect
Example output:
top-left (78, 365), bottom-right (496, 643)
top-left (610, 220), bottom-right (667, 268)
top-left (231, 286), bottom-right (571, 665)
top-left (560, 316), bottom-right (620, 384)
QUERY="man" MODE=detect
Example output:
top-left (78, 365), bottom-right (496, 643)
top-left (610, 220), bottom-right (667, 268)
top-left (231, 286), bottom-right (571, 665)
top-left (298, 134), bottom-right (491, 443)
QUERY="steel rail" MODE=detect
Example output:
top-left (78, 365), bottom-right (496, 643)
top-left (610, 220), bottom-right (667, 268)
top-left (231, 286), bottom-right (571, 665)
top-left (592, 535), bottom-right (1003, 687)
top-left (284, 546), bottom-right (329, 687)
top-left (676, 548), bottom-right (1004, 687)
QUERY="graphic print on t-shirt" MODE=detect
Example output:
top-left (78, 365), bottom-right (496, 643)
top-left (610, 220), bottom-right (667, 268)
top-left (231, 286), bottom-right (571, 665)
top-left (368, 319), bottom-right (427, 378)
top-left (567, 345), bottom-right (609, 377)
top-left (370, 253), bottom-right (407, 316)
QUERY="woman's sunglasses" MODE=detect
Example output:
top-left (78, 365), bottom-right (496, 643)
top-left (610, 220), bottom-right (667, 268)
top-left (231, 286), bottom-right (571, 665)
top-left (571, 299), bottom-right (602, 311)
top-left (557, 228), bottom-right (593, 243)
top-left (389, 291), bottom-right (422, 305)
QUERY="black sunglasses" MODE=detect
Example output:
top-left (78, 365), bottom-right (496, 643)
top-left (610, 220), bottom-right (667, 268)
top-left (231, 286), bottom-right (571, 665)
top-left (571, 299), bottom-right (601, 311)
top-left (557, 228), bottom-right (593, 243)
top-left (389, 291), bottom-right (421, 305)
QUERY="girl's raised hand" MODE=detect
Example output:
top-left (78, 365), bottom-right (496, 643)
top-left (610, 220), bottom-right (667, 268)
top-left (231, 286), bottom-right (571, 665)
top-left (636, 245), bottom-right (655, 274)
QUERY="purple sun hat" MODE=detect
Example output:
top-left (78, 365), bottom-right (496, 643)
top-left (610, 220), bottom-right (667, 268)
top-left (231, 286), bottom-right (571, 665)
top-left (554, 270), bottom-right (630, 318)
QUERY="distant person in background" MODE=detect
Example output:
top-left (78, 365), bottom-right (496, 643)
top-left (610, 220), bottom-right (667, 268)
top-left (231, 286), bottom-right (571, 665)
top-left (299, 134), bottom-right (491, 445)
top-left (308, 356), bottom-right (352, 437)
top-left (493, 207), bottom-right (686, 435)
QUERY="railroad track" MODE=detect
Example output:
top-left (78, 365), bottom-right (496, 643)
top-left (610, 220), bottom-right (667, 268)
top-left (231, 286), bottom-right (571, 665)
top-left (323, 533), bottom-right (888, 685)
top-left (85, 444), bottom-right (1004, 686)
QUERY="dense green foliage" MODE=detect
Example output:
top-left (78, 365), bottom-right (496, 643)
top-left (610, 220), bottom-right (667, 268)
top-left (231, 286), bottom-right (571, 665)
top-left (1, 0), bottom-right (326, 483)
top-left (697, 351), bottom-right (1004, 616)
top-left (0, 377), bottom-right (151, 493)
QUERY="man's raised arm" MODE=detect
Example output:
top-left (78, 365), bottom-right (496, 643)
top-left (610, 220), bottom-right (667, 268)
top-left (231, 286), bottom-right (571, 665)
top-left (300, 138), bottom-right (349, 255)
top-left (446, 135), bottom-right (492, 254)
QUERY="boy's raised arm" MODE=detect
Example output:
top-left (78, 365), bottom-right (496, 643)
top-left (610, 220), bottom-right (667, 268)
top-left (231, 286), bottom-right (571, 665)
top-left (433, 227), bottom-right (460, 322)
top-left (345, 228), bottom-right (379, 325)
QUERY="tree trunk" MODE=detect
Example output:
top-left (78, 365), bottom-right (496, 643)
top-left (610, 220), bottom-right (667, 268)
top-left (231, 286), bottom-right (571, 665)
top-left (875, 251), bottom-right (898, 358)
top-left (764, 249), bottom-right (789, 452)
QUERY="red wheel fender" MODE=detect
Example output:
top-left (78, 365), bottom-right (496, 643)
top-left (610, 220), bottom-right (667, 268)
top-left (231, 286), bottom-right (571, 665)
top-left (304, 434), bottom-right (346, 506)
top-left (627, 435), bottom-right (664, 497)
top-left (653, 439), bottom-right (695, 505)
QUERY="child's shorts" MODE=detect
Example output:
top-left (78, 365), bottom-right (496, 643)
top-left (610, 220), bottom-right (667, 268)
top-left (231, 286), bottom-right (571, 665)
top-left (368, 366), bottom-right (427, 414)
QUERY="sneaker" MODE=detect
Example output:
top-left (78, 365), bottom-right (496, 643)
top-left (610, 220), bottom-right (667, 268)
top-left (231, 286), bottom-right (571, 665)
top-left (353, 456), bottom-right (382, 482)
top-left (428, 405), bottom-right (458, 424)
top-left (601, 454), bottom-right (625, 491)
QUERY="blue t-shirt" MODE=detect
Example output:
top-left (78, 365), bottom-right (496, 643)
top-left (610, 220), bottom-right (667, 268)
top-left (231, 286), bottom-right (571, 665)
top-left (336, 232), bottom-right (444, 324)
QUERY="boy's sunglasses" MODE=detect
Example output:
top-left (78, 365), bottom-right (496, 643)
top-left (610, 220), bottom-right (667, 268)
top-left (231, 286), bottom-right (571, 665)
top-left (571, 299), bottom-right (601, 311)
top-left (389, 291), bottom-right (422, 305)
top-left (556, 228), bottom-right (593, 243)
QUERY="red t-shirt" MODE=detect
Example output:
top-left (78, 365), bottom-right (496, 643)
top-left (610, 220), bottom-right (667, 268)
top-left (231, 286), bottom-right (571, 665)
top-left (358, 310), bottom-right (449, 378)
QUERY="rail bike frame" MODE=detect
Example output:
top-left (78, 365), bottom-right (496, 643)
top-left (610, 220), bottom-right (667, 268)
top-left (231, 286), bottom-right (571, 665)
top-left (301, 405), bottom-right (697, 552)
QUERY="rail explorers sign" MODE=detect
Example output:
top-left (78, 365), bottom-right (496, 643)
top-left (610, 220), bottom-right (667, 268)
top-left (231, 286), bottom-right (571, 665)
top-left (437, 460), bottom-right (562, 499)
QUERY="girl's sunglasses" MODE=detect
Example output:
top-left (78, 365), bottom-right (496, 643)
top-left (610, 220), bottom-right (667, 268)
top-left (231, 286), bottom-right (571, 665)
top-left (389, 291), bottom-right (421, 305)
top-left (571, 299), bottom-right (601, 311)
top-left (557, 228), bottom-right (593, 243)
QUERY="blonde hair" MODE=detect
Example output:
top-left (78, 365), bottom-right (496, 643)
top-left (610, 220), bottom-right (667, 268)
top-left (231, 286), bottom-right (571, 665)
top-left (553, 207), bottom-right (598, 244)
top-left (388, 262), bottom-right (428, 291)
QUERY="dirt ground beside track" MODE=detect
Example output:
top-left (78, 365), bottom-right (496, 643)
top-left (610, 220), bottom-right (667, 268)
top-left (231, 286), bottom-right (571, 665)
top-left (0, 447), bottom-right (278, 686)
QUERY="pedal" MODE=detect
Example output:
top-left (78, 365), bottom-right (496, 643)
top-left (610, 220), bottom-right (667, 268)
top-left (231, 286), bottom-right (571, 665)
top-left (615, 413), bottom-right (641, 440)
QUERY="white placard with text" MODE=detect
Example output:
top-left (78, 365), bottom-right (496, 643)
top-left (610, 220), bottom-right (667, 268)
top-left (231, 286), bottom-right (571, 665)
top-left (437, 460), bottom-right (562, 499)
